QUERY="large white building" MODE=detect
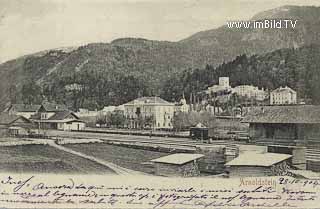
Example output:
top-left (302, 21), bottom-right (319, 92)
top-left (232, 85), bottom-right (267, 101)
top-left (124, 97), bottom-right (175, 129)
top-left (206, 77), bottom-right (232, 95)
top-left (270, 86), bottom-right (297, 105)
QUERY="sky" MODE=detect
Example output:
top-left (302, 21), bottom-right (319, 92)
top-left (0, 0), bottom-right (320, 63)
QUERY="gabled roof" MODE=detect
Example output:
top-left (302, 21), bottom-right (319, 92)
top-left (242, 105), bottom-right (320, 124)
top-left (40, 102), bottom-right (68, 112)
top-left (4, 104), bottom-right (41, 112)
top-left (124, 97), bottom-right (174, 106)
top-left (151, 153), bottom-right (204, 165)
top-left (271, 86), bottom-right (296, 94)
top-left (0, 113), bottom-right (31, 125)
top-left (30, 110), bottom-right (79, 121)
top-left (48, 111), bottom-right (79, 120)
top-left (225, 152), bottom-right (292, 167)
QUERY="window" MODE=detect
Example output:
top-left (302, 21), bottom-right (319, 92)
top-left (41, 113), bottom-right (48, 120)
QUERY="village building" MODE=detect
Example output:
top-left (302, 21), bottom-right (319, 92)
top-left (242, 105), bottom-right (320, 172)
top-left (151, 153), bottom-right (204, 177)
top-left (206, 77), bottom-right (232, 96)
top-left (226, 152), bottom-right (292, 177)
top-left (0, 113), bottom-right (34, 137)
top-left (270, 86), bottom-right (297, 105)
top-left (124, 97), bottom-right (174, 129)
top-left (3, 104), bottom-right (41, 119)
top-left (232, 85), bottom-right (267, 101)
top-left (30, 103), bottom-right (86, 131)
top-left (75, 108), bottom-right (99, 117)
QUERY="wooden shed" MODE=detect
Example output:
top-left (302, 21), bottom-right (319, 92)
top-left (226, 152), bottom-right (292, 177)
top-left (190, 123), bottom-right (208, 141)
top-left (242, 105), bottom-right (320, 172)
top-left (151, 153), bottom-right (204, 177)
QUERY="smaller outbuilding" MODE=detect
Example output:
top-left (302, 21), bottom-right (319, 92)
top-left (0, 113), bottom-right (34, 137)
top-left (226, 152), bottom-right (292, 177)
top-left (190, 123), bottom-right (209, 141)
top-left (151, 153), bottom-right (204, 177)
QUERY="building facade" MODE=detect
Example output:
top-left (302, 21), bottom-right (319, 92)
top-left (31, 103), bottom-right (86, 131)
top-left (270, 86), bottom-right (297, 105)
top-left (206, 77), bottom-right (232, 96)
top-left (232, 85), bottom-right (267, 101)
top-left (124, 97), bottom-right (174, 129)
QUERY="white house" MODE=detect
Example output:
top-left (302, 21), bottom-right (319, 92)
top-left (124, 97), bottom-right (174, 129)
top-left (206, 77), bottom-right (232, 95)
top-left (232, 85), bottom-right (267, 101)
top-left (270, 86), bottom-right (297, 105)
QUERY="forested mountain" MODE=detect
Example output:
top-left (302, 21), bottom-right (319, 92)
top-left (161, 44), bottom-right (320, 104)
top-left (0, 5), bottom-right (320, 110)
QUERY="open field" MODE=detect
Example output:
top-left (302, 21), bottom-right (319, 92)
top-left (64, 143), bottom-right (170, 174)
top-left (0, 144), bottom-right (115, 174)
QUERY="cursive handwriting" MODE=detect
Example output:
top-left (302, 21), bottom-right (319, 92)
top-left (0, 175), bottom-right (318, 208)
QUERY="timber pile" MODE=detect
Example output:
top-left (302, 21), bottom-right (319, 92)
top-left (180, 161), bottom-right (201, 177)
top-left (195, 145), bottom-right (226, 174)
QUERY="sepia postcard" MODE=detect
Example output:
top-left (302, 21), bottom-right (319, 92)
top-left (0, 0), bottom-right (320, 208)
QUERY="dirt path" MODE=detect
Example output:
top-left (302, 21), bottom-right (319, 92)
top-left (31, 138), bottom-right (147, 175)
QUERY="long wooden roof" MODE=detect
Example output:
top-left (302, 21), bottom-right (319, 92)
top-left (242, 105), bottom-right (320, 124)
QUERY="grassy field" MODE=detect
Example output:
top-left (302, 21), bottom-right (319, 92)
top-left (65, 143), bottom-right (170, 174)
top-left (0, 144), bottom-right (115, 174)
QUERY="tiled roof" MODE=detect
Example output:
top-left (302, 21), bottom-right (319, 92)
top-left (151, 153), bottom-right (204, 165)
top-left (242, 105), bottom-right (320, 124)
top-left (124, 97), bottom-right (173, 105)
top-left (225, 152), bottom-right (292, 167)
top-left (0, 113), bottom-right (31, 125)
top-left (5, 104), bottom-right (41, 112)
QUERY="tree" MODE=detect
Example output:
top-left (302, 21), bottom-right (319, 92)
top-left (96, 113), bottom-right (106, 126)
top-left (172, 112), bottom-right (189, 132)
top-left (21, 81), bottom-right (43, 105)
top-left (107, 111), bottom-right (126, 128)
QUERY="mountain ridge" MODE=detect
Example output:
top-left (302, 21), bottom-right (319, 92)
top-left (0, 5), bottom-right (320, 110)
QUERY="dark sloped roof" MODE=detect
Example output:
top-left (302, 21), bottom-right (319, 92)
top-left (242, 105), bottom-right (320, 124)
top-left (124, 97), bottom-right (173, 105)
top-left (41, 102), bottom-right (68, 112)
top-left (5, 104), bottom-right (41, 112)
top-left (0, 113), bottom-right (31, 125)
top-left (48, 111), bottom-right (79, 120)
top-left (30, 110), bottom-right (79, 121)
